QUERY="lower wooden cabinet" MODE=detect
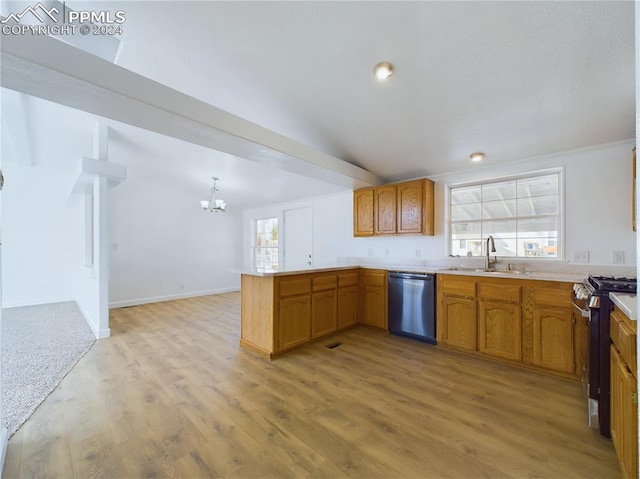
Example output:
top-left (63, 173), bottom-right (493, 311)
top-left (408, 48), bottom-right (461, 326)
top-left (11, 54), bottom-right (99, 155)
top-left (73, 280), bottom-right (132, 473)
top-left (241, 268), bottom-right (360, 359)
top-left (532, 307), bottom-right (574, 374)
top-left (278, 295), bottom-right (311, 351)
top-left (337, 285), bottom-right (358, 329)
top-left (311, 289), bottom-right (337, 339)
top-left (360, 269), bottom-right (388, 329)
top-left (478, 300), bottom-right (521, 361)
top-left (610, 306), bottom-right (638, 479)
top-left (438, 295), bottom-right (477, 351)
top-left (437, 274), bottom-right (582, 380)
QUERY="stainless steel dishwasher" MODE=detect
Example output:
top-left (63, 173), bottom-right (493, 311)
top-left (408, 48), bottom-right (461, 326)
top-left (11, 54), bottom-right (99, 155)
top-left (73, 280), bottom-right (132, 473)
top-left (387, 272), bottom-right (436, 344)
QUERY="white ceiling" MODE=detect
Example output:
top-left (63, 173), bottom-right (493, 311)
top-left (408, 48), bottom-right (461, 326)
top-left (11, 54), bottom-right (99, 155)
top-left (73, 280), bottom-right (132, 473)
top-left (1, 1), bottom-right (635, 207)
top-left (107, 0), bottom-right (635, 181)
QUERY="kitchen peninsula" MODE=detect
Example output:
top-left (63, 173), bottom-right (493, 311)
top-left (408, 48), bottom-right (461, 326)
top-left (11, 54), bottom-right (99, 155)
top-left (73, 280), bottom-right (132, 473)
top-left (240, 266), bottom-right (380, 359)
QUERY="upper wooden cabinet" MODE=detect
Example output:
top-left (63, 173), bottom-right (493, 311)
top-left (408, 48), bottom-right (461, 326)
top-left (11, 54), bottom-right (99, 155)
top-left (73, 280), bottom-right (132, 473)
top-left (374, 185), bottom-right (397, 235)
top-left (354, 178), bottom-right (434, 237)
top-left (353, 188), bottom-right (374, 237)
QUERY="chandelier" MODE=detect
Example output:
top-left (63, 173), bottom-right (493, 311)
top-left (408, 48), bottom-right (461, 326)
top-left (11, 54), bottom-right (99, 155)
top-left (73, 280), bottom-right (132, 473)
top-left (200, 177), bottom-right (226, 213)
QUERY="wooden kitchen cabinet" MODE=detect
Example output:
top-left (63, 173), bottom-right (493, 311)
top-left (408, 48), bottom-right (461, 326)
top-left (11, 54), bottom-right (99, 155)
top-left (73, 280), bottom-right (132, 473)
top-left (374, 185), bottom-right (397, 235)
top-left (311, 275), bottom-right (337, 339)
top-left (278, 294), bottom-right (311, 351)
top-left (353, 178), bottom-right (434, 237)
top-left (532, 307), bottom-right (574, 374)
top-left (610, 305), bottom-right (638, 479)
top-left (397, 178), bottom-right (435, 235)
top-left (353, 188), bottom-right (374, 237)
top-left (478, 283), bottom-right (521, 361)
top-left (337, 271), bottom-right (359, 330)
top-left (360, 269), bottom-right (387, 329)
top-left (437, 274), bottom-right (582, 380)
top-left (241, 268), bottom-right (360, 359)
top-left (522, 285), bottom-right (575, 376)
top-left (478, 300), bottom-right (521, 361)
top-left (437, 275), bottom-right (477, 351)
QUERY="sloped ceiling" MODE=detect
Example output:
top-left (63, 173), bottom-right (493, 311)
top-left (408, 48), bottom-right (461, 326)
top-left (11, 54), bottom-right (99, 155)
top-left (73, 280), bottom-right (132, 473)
top-left (1, 1), bottom-right (635, 205)
top-left (110, 1), bottom-right (635, 181)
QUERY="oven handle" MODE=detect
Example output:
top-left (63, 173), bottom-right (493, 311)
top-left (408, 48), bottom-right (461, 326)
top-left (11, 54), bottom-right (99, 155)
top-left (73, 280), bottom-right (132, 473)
top-left (572, 301), bottom-right (590, 319)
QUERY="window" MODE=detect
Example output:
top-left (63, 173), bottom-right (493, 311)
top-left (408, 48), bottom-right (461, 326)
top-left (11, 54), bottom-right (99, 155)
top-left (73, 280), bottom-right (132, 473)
top-left (255, 217), bottom-right (279, 269)
top-left (448, 170), bottom-right (562, 258)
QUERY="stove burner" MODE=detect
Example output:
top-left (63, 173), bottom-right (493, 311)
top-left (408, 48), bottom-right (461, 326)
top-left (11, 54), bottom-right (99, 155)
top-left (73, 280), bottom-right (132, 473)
top-left (588, 275), bottom-right (637, 293)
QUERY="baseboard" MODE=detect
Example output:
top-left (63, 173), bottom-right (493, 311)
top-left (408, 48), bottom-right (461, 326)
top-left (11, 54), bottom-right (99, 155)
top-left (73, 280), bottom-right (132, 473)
top-left (1, 297), bottom-right (75, 309)
top-left (0, 426), bottom-right (8, 474)
top-left (109, 287), bottom-right (241, 309)
top-left (97, 328), bottom-right (111, 339)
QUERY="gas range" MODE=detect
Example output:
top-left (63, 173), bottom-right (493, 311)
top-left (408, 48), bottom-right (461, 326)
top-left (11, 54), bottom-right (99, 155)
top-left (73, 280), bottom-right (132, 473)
top-left (575, 274), bottom-right (637, 438)
top-left (587, 275), bottom-right (637, 294)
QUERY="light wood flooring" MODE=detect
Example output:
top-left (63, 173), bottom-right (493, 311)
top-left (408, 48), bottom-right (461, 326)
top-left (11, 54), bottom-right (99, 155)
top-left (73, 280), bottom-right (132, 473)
top-left (3, 292), bottom-right (620, 478)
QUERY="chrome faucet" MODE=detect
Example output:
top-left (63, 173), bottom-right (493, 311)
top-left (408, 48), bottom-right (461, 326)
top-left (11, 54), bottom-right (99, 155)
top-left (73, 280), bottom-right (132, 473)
top-left (485, 235), bottom-right (497, 270)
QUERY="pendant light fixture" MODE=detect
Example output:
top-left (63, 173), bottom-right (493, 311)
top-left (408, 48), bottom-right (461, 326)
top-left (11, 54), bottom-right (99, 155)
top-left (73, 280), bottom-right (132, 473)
top-left (200, 176), bottom-right (227, 213)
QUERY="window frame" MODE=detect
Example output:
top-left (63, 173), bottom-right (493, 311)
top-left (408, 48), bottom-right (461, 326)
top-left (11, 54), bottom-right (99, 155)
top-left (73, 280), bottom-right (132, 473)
top-left (254, 216), bottom-right (279, 270)
top-left (445, 167), bottom-right (565, 260)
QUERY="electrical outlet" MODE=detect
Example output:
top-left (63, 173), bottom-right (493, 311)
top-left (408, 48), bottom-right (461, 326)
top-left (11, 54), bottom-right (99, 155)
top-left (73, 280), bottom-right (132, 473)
top-left (180, 283), bottom-right (184, 290)
top-left (385, 249), bottom-right (390, 257)
top-left (612, 250), bottom-right (625, 264)
top-left (367, 248), bottom-right (373, 257)
top-left (415, 249), bottom-right (421, 258)
top-left (573, 250), bottom-right (590, 263)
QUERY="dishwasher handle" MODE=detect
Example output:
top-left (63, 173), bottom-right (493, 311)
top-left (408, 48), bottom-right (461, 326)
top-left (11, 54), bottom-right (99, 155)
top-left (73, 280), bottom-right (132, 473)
top-left (388, 272), bottom-right (434, 281)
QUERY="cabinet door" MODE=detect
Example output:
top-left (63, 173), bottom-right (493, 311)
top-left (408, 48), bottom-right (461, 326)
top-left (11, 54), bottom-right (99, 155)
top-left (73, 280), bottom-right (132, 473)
top-left (311, 289), bottom-right (337, 339)
top-left (397, 179), bottom-right (423, 234)
top-left (278, 295), bottom-right (311, 351)
top-left (374, 185), bottom-right (397, 235)
top-left (533, 307), bottom-right (574, 374)
top-left (439, 295), bottom-right (477, 351)
top-left (611, 346), bottom-right (623, 460)
top-left (353, 188), bottom-right (374, 237)
top-left (621, 364), bottom-right (638, 479)
top-left (361, 285), bottom-right (387, 329)
top-left (337, 285), bottom-right (358, 330)
top-left (478, 301), bottom-right (522, 361)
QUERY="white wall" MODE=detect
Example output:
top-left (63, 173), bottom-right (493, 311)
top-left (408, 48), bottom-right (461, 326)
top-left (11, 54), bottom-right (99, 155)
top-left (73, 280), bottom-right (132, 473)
top-left (109, 162), bottom-right (243, 307)
top-left (243, 141), bottom-right (637, 269)
top-left (0, 163), bottom-right (78, 307)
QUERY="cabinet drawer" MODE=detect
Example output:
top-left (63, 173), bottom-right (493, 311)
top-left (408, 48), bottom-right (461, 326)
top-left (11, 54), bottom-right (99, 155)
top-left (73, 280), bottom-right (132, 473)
top-left (338, 271), bottom-right (358, 287)
top-left (279, 278), bottom-right (311, 297)
top-left (361, 270), bottom-right (386, 286)
top-left (313, 275), bottom-right (337, 291)
top-left (440, 277), bottom-right (476, 298)
top-left (534, 287), bottom-right (571, 307)
top-left (479, 283), bottom-right (521, 303)
top-left (611, 309), bottom-right (637, 376)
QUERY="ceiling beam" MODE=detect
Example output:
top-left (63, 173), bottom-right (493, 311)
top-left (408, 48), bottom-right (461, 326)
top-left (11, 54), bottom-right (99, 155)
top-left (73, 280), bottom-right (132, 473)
top-left (0, 33), bottom-right (381, 189)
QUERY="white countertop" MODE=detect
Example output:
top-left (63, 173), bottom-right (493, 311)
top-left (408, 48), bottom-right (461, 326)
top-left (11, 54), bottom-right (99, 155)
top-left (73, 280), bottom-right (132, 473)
top-left (610, 292), bottom-right (637, 321)
top-left (238, 264), bottom-right (585, 283)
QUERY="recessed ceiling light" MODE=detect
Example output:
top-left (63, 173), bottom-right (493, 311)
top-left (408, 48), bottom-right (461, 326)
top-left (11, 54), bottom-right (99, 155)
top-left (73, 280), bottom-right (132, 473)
top-left (373, 62), bottom-right (393, 80)
top-left (470, 152), bottom-right (485, 162)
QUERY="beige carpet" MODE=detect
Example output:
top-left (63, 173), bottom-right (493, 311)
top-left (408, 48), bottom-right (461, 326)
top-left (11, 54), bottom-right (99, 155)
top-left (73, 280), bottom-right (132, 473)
top-left (2, 301), bottom-right (95, 437)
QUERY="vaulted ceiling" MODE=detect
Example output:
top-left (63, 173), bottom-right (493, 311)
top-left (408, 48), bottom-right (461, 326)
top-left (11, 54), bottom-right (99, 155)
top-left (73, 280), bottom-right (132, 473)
top-left (1, 1), bottom-right (635, 207)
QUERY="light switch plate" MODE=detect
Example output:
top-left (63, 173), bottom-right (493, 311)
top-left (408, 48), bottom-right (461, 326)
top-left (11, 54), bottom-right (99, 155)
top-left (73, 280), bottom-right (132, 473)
top-left (573, 250), bottom-right (590, 263)
top-left (612, 250), bottom-right (625, 264)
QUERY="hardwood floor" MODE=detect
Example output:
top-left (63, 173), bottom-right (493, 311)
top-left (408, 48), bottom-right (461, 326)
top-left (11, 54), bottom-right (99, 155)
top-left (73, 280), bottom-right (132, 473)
top-left (3, 292), bottom-right (620, 478)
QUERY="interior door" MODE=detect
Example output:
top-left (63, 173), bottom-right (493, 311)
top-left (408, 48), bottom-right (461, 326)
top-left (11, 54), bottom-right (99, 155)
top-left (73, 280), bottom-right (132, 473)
top-left (283, 206), bottom-right (312, 270)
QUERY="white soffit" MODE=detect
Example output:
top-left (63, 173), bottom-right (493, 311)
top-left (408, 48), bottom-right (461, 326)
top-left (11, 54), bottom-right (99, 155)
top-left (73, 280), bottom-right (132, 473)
top-left (0, 32), bottom-right (380, 189)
